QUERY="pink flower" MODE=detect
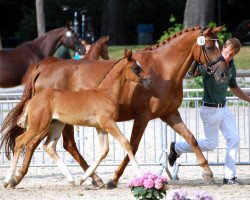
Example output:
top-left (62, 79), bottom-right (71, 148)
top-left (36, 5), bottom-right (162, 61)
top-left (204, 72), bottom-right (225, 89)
top-left (143, 172), bottom-right (158, 180)
top-left (126, 180), bottom-right (134, 188)
top-left (154, 178), bottom-right (164, 190)
top-left (133, 177), bottom-right (144, 187)
top-left (143, 178), bottom-right (154, 189)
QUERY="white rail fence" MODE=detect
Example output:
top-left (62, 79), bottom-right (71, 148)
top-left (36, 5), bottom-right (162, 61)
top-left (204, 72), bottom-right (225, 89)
top-left (0, 89), bottom-right (249, 180)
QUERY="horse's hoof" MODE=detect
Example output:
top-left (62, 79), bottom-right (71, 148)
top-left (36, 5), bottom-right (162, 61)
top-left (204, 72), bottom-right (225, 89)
top-left (91, 179), bottom-right (105, 189)
top-left (3, 181), bottom-right (9, 188)
top-left (68, 181), bottom-right (76, 187)
top-left (9, 179), bottom-right (18, 188)
top-left (202, 171), bottom-right (214, 181)
top-left (106, 180), bottom-right (117, 189)
top-left (79, 178), bottom-right (85, 185)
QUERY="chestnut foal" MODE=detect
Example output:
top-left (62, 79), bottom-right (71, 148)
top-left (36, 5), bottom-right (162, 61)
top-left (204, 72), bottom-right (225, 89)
top-left (3, 50), bottom-right (152, 188)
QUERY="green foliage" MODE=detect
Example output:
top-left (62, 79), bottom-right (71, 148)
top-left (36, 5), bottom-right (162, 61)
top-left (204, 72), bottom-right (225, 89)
top-left (208, 22), bottom-right (232, 44)
top-left (158, 15), bottom-right (183, 42)
top-left (131, 186), bottom-right (167, 200)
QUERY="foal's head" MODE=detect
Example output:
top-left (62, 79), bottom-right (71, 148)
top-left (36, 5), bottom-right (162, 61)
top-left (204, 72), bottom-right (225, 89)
top-left (99, 36), bottom-right (110, 60)
top-left (123, 50), bottom-right (152, 89)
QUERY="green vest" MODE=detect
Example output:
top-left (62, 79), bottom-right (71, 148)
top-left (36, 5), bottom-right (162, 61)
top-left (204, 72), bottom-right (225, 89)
top-left (54, 45), bottom-right (72, 59)
top-left (199, 60), bottom-right (238, 104)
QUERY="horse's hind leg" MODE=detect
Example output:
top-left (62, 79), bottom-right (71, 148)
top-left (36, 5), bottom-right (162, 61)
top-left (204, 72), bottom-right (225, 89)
top-left (4, 128), bottom-right (41, 188)
top-left (62, 124), bottom-right (104, 188)
top-left (12, 135), bottom-right (44, 187)
top-left (43, 121), bottom-right (76, 186)
top-left (79, 128), bottom-right (109, 187)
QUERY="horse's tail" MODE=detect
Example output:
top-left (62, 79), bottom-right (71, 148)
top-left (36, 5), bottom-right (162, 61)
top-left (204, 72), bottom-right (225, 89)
top-left (0, 66), bottom-right (41, 160)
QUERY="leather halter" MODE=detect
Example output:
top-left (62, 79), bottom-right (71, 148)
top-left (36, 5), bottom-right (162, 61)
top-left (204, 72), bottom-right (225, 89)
top-left (198, 27), bottom-right (225, 75)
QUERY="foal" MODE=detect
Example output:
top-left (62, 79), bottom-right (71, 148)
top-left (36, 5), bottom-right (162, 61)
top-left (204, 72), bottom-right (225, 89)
top-left (3, 50), bottom-right (152, 188)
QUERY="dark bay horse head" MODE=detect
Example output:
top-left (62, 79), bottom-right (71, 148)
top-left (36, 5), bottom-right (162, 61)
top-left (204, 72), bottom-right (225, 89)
top-left (56, 25), bottom-right (85, 56)
top-left (0, 25), bottom-right (85, 88)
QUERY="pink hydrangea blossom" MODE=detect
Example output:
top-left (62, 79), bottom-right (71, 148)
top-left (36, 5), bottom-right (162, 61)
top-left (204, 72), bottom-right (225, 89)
top-left (143, 178), bottom-right (154, 189)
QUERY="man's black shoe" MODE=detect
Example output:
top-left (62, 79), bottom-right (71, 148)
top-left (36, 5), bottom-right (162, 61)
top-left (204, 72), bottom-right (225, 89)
top-left (168, 142), bottom-right (179, 167)
top-left (223, 177), bottom-right (241, 185)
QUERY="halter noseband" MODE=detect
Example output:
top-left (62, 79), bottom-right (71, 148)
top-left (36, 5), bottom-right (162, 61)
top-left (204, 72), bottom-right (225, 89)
top-left (198, 27), bottom-right (224, 75)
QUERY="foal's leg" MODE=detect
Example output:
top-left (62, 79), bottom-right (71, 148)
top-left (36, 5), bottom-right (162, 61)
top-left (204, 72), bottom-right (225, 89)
top-left (79, 128), bottom-right (109, 186)
top-left (43, 121), bottom-right (76, 186)
top-left (107, 117), bottom-right (149, 189)
top-left (101, 120), bottom-right (142, 177)
top-left (4, 128), bottom-right (45, 188)
top-left (62, 124), bottom-right (104, 187)
top-left (161, 111), bottom-right (213, 180)
top-left (3, 141), bottom-right (23, 188)
top-left (11, 134), bottom-right (44, 187)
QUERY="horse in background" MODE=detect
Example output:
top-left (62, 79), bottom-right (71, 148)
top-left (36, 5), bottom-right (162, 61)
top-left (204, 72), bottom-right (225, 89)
top-left (21, 35), bottom-right (110, 85)
top-left (3, 50), bottom-right (152, 188)
top-left (82, 36), bottom-right (110, 60)
top-left (0, 25), bottom-right (85, 88)
top-left (0, 26), bottom-right (227, 189)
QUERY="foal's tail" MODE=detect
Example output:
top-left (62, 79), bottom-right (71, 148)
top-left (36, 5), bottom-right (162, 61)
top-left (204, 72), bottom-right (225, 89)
top-left (0, 66), bottom-right (41, 159)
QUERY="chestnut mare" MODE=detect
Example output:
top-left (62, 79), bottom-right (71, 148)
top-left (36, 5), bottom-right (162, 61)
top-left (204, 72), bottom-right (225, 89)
top-left (3, 50), bottom-right (152, 188)
top-left (84, 36), bottom-right (110, 60)
top-left (1, 26), bottom-right (227, 188)
top-left (0, 26), bottom-right (85, 88)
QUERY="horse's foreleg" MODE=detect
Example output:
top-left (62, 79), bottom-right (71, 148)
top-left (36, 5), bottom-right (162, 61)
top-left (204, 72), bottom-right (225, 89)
top-left (103, 120), bottom-right (142, 179)
top-left (161, 111), bottom-right (213, 180)
top-left (79, 128), bottom-right (109, 186)
top-left (62, 124), bottom-right (104, 188)
top-left (107, 118), bottom-right (148, 189)
top-left (43, 122), bottom-right (76, 186)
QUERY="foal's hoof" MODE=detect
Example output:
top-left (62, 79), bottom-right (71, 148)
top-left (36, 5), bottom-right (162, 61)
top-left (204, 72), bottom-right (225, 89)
top-left (3, 181), bottom-right (9, 188)
top-left (91, 179), bottom-right (105, 189)
top-left (106, 180), bottom-right (117, 189)
top-left (9, 179), bottom-right (18, 188)
top-left (79, 178), bottom-right (85, 185)
top-left (202, 171), bottom-right (214, 181)
top-left (68, 181), bottom-right (76, 187)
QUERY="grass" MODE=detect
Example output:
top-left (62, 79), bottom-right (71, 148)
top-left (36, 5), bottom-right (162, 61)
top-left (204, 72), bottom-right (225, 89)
top-left (108, 45), bottom-right (250, 70)
top-left (234, 46), bottom-right (250, 69)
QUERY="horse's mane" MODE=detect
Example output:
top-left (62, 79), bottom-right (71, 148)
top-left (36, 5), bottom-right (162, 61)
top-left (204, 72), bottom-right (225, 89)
top-left (141, 26), bottom-right (202, 51)
top-left (96, 58), bottom-right (124, 87)
top-left (21, 27), bottom-right (67, 46)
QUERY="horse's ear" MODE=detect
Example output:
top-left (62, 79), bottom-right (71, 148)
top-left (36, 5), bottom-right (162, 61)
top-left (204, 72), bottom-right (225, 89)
top-left (124, 49), bottom-right (133, 59)
top-left (212, 26), bottom-right (224, 34)
top-left (105, 36), bottom-right (110, 42)
top-left (66, 20), bottom-right (72, 30)
top-left (204, 27), bottom-right (213, 35)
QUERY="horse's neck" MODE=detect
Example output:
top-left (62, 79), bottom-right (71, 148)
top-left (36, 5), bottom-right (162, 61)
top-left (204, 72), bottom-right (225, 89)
top-left (136, 35), bottom-right (196, 83)
top-left (31, 30), bottom-right (64, 57)
top-left (98, 60), bottom-right (126, 98)
top-left (84, 44), bottom-right (99, 60)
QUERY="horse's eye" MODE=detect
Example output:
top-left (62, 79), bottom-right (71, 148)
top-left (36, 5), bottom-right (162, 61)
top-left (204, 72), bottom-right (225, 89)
top-left (206, 46), bottom-right (214, 51)
top-left (131, 65), bottom-right (141, 74)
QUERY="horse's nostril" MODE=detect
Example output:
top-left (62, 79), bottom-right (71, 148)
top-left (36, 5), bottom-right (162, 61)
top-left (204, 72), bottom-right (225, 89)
top-left (221, 72), bottom-right (225, 78)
